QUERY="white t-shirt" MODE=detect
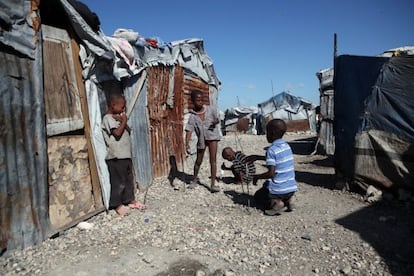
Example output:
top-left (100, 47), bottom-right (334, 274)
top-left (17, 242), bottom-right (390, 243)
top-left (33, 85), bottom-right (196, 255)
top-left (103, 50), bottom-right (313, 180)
top-left (102, 114), bottom-right (132, 159)
top-left (185, 105), bottom-right (221, 149)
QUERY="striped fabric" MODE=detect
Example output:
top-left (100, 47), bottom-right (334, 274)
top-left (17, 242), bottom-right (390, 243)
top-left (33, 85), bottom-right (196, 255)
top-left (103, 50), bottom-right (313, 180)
top-left (266, 138), bottom-right (297, 195)
top-left (233, 151), bottom-right (256, 183)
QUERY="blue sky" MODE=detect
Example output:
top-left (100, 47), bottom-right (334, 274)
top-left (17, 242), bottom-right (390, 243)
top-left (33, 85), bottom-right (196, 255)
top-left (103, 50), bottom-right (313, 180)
top-left (81, 0), bottom-right (413, 111)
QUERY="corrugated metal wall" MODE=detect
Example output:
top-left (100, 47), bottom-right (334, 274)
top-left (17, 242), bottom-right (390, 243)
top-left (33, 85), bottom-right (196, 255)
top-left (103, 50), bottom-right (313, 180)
top-left (125, 73), bottom-right (153, 189)
top-left (184, 75), bottom-right (210, 109)
top-left (143, 66), bottom-right (210, 180)
top-left (0, 45), bottom-right (51, 251)
top-left (147, 66), bottom-right (187, 178)
top-left (316, 67), bottom-right (335, 156)
top-left (319, 90), bottom-right (335, 155)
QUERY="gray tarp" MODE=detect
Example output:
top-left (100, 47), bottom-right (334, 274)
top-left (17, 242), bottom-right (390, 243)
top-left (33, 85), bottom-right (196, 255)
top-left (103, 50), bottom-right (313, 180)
top-left (258, 91), bottom-right (313, 121)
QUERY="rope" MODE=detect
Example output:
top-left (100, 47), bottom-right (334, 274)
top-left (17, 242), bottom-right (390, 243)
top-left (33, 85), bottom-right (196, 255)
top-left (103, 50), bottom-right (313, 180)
top-left (244, 163), bottom-right (251, 208)
top-left (233, 131), bottom-right (244, 153)
top-left (233, 131), bottom-right (252, 209)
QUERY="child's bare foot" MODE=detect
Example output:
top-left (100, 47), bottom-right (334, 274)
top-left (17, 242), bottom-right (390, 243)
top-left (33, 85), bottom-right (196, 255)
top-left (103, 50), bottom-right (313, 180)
top-left (116, 205), bottom-right (130, 216)
top-left (210, 184), bottom-right (220, 193)
top-left (286, 202), bottom-right (296, 212)
top-left (128, 200), bottom-right (145, 209)
top-left (265, 199), bottom-right (284, 216)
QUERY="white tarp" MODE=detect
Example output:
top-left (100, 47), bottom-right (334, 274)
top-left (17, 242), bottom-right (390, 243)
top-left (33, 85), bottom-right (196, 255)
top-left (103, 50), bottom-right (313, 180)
top-left (258, 91), bottom-right (313, 121)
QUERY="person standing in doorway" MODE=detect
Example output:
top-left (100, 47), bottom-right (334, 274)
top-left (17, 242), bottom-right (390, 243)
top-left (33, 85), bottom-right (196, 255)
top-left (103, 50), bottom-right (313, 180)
top-left (102, 93), bottom-right (145, 216)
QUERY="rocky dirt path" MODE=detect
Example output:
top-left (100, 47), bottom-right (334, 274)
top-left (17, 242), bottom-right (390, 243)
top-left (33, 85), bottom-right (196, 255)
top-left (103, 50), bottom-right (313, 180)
top-left (1, 133), bottom-right (413, 276)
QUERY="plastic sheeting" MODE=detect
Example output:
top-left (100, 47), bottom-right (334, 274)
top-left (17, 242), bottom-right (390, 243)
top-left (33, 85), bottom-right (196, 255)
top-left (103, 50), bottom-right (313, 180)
top-left (224, 106), bottom-right (258, 126)
top-left (334, 55), bottom-right (414, 190)
top-left (258, 91), bottom-right (313, 121)
top-left (84, 80), bottom-right (111, 209)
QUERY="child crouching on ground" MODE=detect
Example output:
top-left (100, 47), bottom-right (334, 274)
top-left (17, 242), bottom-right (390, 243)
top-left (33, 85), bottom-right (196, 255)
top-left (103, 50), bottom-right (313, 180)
top-left (102, 93), bottom-right (145, 216)
top-left (252, 119), bottom-right (297, 216)
top-left (221, 147), bottom-right (265, 184)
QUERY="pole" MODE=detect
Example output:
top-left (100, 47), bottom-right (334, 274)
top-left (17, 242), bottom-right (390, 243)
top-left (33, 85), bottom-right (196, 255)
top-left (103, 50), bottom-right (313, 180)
top-left (271, 79), bottom-right (274, 96)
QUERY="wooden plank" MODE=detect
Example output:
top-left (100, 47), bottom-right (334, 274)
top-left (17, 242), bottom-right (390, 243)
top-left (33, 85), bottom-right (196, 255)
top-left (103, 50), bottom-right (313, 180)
top-left (42, 25), bottom-right (84, 136)
top-left (70, 36), bottom-right (104, 209)
top-left (48, 136), bottom-right (95, 229)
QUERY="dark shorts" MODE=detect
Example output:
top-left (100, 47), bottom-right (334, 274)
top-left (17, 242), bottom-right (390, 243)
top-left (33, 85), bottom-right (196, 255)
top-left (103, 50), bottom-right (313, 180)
top-left (269, 192), bottom-right (295, 201)
top-left (254, 182), bottom-right (295, 209)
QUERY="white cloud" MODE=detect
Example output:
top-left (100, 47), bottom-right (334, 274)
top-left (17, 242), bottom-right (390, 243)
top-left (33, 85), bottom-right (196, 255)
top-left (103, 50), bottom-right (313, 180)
top-left (285, 82), bottom-right (305, 90)
top-left (242, 83), bottom-right (256, 90)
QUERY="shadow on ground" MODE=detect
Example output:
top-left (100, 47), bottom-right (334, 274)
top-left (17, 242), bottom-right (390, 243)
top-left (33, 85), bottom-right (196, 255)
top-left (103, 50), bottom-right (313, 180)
top-left (295, 170), bottom-right (336, 190)
top-left (289, 136), bottom-right (317, 155)
top-left (155, 257), bottom-right (230, 276)
top-left (168, 155), bottom-right (193, 186)
top-left (223, 190), bottom-right (263, 210)
top-left (335, 200), bottom-right (414, 275)
top-left (310, 155), bottom-right (334, 167)
top-left (218, 176), bottom-right (238, 185)
top-left (155, 258), bottom-right (206, 276)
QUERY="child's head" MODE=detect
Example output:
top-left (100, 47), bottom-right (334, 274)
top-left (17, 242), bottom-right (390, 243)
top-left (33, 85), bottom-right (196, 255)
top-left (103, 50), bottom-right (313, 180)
top-left (222, 147), bottom-right (235, 161)
top-left (108, 93), bottom-right (126, 115)
top-left (190, 90), bottom-right (203, 109)
top-left (266, 119), bottom-right (287, 143)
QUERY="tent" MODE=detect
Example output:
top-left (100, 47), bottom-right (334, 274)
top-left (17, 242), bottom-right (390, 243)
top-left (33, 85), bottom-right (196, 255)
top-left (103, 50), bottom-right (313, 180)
top-left (334, 54), bottom-right (414, 192)
top-left (257, 91), bottom-right (314, 132)
top-left (222, 106), bottom-right (258, 134)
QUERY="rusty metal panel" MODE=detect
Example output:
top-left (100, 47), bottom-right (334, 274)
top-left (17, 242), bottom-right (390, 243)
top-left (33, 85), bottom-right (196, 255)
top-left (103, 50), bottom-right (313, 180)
top-left (0, 41), bottom-right (51, 251)
top-left (183, 75), bottom-right (210, 111)
top-left (146, 66), bottom-right (186, 178)
top-left (285, 119), bottom-right (311, 132)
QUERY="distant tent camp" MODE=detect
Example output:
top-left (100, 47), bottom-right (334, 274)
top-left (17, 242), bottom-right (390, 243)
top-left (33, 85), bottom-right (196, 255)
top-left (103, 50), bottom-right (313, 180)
top-left (257, 91), bottom-right (314, 132)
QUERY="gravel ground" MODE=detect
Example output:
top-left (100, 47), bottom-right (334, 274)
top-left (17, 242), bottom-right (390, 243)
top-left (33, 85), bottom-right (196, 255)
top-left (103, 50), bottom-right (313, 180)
top-left (1, 133), bottom-right (414, 276)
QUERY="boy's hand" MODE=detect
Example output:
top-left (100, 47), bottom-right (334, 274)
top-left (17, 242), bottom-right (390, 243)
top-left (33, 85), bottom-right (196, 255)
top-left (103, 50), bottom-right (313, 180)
top-left (221, 163), bottom-right (227, 170)
top-left (120, 112), bottom-right (127, 122)
top-left (186, 144), bottom-right (191, 155)
top-left (113, 112), bottom-right (127, 122)
top-left (252, 176), bottom-right (258, 186)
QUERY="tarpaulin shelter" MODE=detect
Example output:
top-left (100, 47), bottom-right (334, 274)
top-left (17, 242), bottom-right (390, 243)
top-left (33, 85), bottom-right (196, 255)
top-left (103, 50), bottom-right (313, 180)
top-left (334, 54), bottom-right (414, 192)
top-left (222, 106), bottom-right (258, 134)
top-left (0, 0), bottom-right (220, 252)
top-left (257, 91), bottom-right (314, 132)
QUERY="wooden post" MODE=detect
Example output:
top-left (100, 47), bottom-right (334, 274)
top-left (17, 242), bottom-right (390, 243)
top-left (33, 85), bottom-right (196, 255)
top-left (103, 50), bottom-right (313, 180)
top-left (70, 38), bottom-right (104, 209)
